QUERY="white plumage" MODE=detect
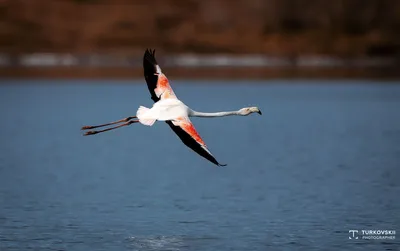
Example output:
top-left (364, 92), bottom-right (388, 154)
top-left (82, 49), bottom-right (262, 166)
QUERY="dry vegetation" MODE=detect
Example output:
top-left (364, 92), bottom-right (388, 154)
top-left (0, 0), bottom-right (399, 57)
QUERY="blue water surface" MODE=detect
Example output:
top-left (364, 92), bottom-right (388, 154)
top-left (0, 80), bottom-right (399, 251)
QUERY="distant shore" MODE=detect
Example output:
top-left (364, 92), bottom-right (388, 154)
top-left (0, 53), bottom-right (398, 80)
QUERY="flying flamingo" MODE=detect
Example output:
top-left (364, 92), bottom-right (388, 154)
top-left (81, 49), bottom-right (261, 166)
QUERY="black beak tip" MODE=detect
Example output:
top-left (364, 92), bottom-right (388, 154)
top-left (258, 110), bottom-right (262, 115)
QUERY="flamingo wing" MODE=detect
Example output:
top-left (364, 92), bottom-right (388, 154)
top-left (167, 117), bottom-right (226, 167)
top-left (143, 49), bottom-right (177, 102)
top-left (143, 49), bottom-right (225, 166)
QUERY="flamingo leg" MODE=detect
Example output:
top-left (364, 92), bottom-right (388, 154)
top-left (83, 120), bottom-right (139, 136)
top-left (81, 116), bottom-right (136, 130)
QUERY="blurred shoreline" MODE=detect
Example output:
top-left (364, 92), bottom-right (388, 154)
top-left (1, 1), bottom-right (399, 80)
top-left (0, 53), bottom-right (398, 80)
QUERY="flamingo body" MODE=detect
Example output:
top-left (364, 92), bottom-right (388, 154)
top-left (137, 99), bottom-right (189, 122)
top-left (82, 49), bottom-right (261, 166)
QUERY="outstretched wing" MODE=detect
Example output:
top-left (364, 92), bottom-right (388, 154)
top-left (167, 117), bottom-right (226, 167)
top-left (143, 49), bottom-right (225, 167)
top-left (143, 49), bottom-right (177, 102)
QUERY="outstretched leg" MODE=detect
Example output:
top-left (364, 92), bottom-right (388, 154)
top-left (84, 120), bottom-right (139, 136)
top-left (81, 116), bottom-right (136, 130)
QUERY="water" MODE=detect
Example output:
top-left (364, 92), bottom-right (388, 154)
top-left (0, 80), bottom-right (399, 251)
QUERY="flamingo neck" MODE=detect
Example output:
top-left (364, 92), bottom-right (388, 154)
top-left (190, 110), bottom-right (239, 118)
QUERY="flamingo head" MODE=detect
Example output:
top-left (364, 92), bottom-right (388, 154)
top-left (238, 107), bottom-right (262, 116)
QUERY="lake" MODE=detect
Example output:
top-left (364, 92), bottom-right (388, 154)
top-left (0, 80), bottom-right (399, 250)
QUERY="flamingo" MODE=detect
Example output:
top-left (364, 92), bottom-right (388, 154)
top-left (81, 49), bottom-right (261, 166)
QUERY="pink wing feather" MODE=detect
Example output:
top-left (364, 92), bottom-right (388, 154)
top-left (154, 73), bottom-right (177, 100)
top-left (173, 117), bottom-right (208, 150)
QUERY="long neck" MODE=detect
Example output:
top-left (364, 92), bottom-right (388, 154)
top-left (190, 110), bottom-right (239, 118)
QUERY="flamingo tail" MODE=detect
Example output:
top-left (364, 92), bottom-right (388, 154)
top-left (136, 106), bottom-right (156, 126)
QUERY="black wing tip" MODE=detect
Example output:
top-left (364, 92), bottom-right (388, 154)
top-left (145, 48), bottom-right (155, 56)
top-left (209, 156), bottom-right (227, 167)
top-left (144, 48), bottom-right (157, 65)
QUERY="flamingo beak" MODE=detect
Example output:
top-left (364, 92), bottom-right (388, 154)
top-left (257, 110), bottom-right (262, 115)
